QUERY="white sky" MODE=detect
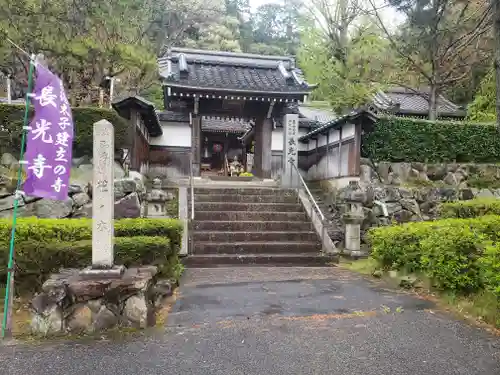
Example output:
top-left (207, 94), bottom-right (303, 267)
top-left (248, 0), bottom-right (405, 29)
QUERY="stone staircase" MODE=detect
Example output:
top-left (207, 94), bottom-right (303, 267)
top-left (186, 187), bottom-right (337, 267)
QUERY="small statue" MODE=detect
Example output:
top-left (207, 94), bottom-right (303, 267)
top-left (229, 155), bottom-right (242, 176)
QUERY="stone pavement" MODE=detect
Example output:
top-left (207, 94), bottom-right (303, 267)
top-left (1, 267), bottom-right (500, 375)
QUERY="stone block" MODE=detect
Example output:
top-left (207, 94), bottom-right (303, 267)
top-left (72, 192), bottom-right (90, 207)
top-left (443, 172), bottom-right (458, 185)
top-left (93, 306), bottom-right (118, 331)
top-left (115, 192), bottom-right (141, 219)
top-left (30, 304), bottom-right (64, 335)
top-left (67, 304), bottom-right (93, 333)
top-left (123, 295), bottom-right (149, 328)
top-left (476, 189), bottom-right (495, 198)
top-left (34, 198), bottom-right (73, 218)
top-left (0, 195), bottom-right (24, 212)
top-left (114, 178), bottom-right (138, 200)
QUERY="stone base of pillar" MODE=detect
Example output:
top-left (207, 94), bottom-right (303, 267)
top-left (342, 249), bottom-right (369, 259)
top-left (79, 265), bottom-right (125, 278)
top-left (30, 266), bottom-right (176, 336)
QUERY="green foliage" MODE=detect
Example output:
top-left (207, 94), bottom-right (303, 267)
top-left (419, 226), bottom-right (487, 292)
top-left (368, 215), bottom-right (500, 294)
top-left (362, 116), bottom-right (500, 163)
top-left (468, 69), bottom-right (497, 122)
top-left (298, 22), bottom-right (395, 112)
top-left (0, 104), bottom-right (128, 157)
top-left (239, 172), bottom-right (253, 177)
top-left (184, 16), bottom-right (243, 52)
top-left (0, 217), bottom-right (183, 289)
top-left (439, 199), bottom-right (500, 219)
top-left (478, 244), bottom-right (500, 297)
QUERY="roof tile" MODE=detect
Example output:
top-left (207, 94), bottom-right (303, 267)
top-left (159, 48), bottom-right (312, 95)
top-left (373, 87), bottom-right (466, 118)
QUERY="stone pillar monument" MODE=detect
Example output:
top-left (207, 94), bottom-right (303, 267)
top-left (282, 113), bottom-right (299, 188)
top-left (92, 120), bottom-right (115, 268)
top-left (342, 181), bottom-right (366, 258)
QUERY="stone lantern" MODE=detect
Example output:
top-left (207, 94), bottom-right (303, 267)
top-left (341, 181), bottom-right (366, 258)
top-left (145, 188), bottom-right (171, 218)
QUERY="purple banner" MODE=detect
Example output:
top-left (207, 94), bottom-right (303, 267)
top-left (23, 64), bottom-right (74, 200)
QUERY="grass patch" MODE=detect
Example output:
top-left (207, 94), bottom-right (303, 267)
top-left (340, 258), bottom-right (378, 275)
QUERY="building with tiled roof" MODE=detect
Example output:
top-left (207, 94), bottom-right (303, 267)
top-left (372, 86), bottom-right (466, 119)
top-left (113, 48), bottom-right (349, 181)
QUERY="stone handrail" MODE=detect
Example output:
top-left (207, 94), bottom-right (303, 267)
top-left (289, 161), bottom-right (325, 222)
top-left (189, 152), bottom-right (194, 220)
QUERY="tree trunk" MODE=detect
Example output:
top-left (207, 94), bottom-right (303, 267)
top-left (428, 84), bottom-right (438, 121)
top-left (494, 0), bottom-right (500, 132)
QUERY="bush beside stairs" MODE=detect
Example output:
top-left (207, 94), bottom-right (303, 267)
top-left (186, 187), bottom-right (338, 267)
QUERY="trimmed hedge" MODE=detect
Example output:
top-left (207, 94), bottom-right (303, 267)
top-left (0, 217), bottom-right (182, 250)
top-left (368, 215), bottom-right (500, 293)
top-left (0, 104), bottom-right (128, 157)
top-left (10, 236), bottom-right (176, 288)
top-left (362, 116), bottom-right (500, 163)
top-left (439, 198), bottom-right (500, 219)
top-left (0, 218), bottom-right (183, 289)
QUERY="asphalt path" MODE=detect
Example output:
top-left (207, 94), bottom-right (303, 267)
top-left (1, 267), bottom-right (499, 375)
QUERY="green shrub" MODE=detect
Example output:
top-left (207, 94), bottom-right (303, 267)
top-left (368, 215), bottom-right (500, 293)
top-left (478, 243), bottom-right (500, 297)
top-left (362, 116), bottom-right (500, 163)
top-left (369, 220), bottom-right (436, 272)
top-left (240, 172), bottom-right (253, 177)
top-left (0, 217), bottom-right (182, 251)
top-left (6, 236), bottom-right (174, 289)
top-left (0, 104), bottom-right (128, 157)
top-left (0, 218), bottom-right (183, 290)
top-left (419, 225), bottom-right (488, 292)
top-left (439, 198), bottom-right (500, 219)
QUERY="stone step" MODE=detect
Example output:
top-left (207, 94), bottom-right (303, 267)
top-left (191, 220), bottom-right (314, 231)
top-left (194, 211), bottom-right (307, 221)
top-left (192, 231), bottom-right (319, 243)
top-left (193, 188), bottom-right (296, 196)
top-left (193, 202), bottom-right (303, 212)
top-left (192, 241), bottom-right (321, 255)
top-left (193, 194), bottom-right (299, 204)
top-left (183, 253), bottom-right (339, 267)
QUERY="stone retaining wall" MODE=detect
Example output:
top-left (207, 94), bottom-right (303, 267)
top-left (318, 160), bottom-right (500, 248)
top-left (30, 267), bottom-right (175, 335)
top-left (360, 159), bottom-right (500, 188)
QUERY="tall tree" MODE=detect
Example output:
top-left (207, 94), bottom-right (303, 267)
top-left (302, 0), bottom-right (365, 64)
top-left (298, 20), bottom-right (395, 112)
top-left (494, 0), bottom-right (500, 130)
top-left (369, 0), bottom-right (493, 120)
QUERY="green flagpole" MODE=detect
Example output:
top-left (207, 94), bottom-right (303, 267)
top-left (1, 55), bottom-right (35, 339)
